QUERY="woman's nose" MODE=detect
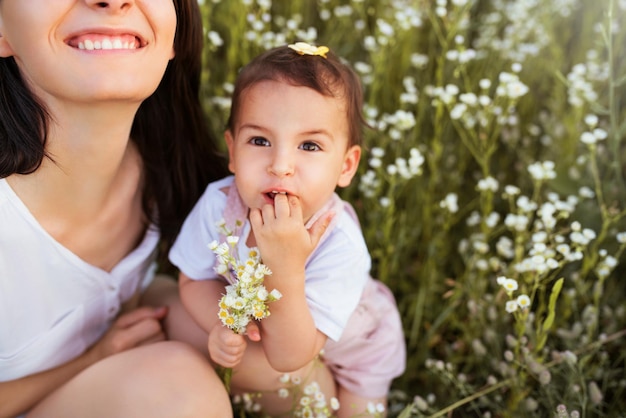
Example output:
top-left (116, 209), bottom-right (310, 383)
top-left (85, 0), bottom-right (134, 12)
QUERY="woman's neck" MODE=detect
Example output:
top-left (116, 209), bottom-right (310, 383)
top-left (7, 101), bottom-right (142, 222)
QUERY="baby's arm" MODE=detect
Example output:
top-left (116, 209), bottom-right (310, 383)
top-left (178, 273), bottom-right (224, 334)
top-left (249, 193), bottom-right (332, 372)
top-left (179, 273), bottom-right (259, 368)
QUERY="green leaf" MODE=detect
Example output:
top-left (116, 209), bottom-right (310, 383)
top-left (218, 366), bottom-right (233, 394)
top-left (397, 403), bottom-right (415, 418)
top-left (542, 278), bottom-right (564, 332)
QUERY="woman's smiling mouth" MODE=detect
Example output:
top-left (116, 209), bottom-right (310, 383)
top-left (66, 34), bottom-right (145, 51)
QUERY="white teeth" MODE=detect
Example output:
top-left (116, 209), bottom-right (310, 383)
top-left (75, 37), bottom-right (138, 51)
top-left (271, 191), bottom-right (287, 195)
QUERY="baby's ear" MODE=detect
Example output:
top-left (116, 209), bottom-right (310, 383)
top-left (337, 145), bottom-right (362, 188)
top-left (224, 129), bottom-right (236, 174)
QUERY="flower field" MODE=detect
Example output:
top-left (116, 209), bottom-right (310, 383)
top-left (197, 0), bottom-right (626, 416)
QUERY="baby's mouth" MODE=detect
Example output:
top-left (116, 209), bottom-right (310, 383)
top-left (267, 191), bottom-right (288, 201)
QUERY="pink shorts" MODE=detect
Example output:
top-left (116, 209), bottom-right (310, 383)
top-left (321, 279), bottom-right (406, 399)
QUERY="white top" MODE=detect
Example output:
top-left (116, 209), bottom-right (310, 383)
top-left (0, 178), bottom-right (159, 382)
top-left (169, 176), bottom-right (371, 341)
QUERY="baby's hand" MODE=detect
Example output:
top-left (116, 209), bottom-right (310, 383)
top-left (249, 194), bottom-right (332, 276)
top-left (208, 322), bottom-right (261, 368)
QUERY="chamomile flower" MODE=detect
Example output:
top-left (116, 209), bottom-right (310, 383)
top-left (516, 294), bottom-right (531, 309)
top-left (505, 300), bottom-right (518, 313)
top-left (210, 220), bottom-right (281, 334)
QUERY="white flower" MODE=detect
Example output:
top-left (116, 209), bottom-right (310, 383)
top-left (369, 157), bottom-right (382, 168)
top-left (501, 278), bottom-right (519, 293)
top-left (459, 92), bottom-right (478, 106)
top-left (617, 232), bottom-right (626, 244)
top-left (257, 287), bottom-right (268, 301)
top-left (580, 131), bottom-right (597, 144)
top-left (506, 80), bottom-right (529, 98)
top-left (392, 110), bottom-right (416, 130)
top-left (528, 161), bottom-right (556, 181)
top-left (414, 395), bottom-right (429, 411)
top-left (583, 228), bottom-right (597, 240)
top-left (215, 263), bottom-right (228, 275)
top-left (593, 128), bottom-right (608, 140)
top-left (505, 300), bottom-right (518, 313)
top-left (486, 212), bottom-right (500, 228)
top-left (450, 103), bottom-right (467, 120)
top-left (371, 147), bottom-right (385, 158)
top-left (207, 30), bottom-right (224, 47)
top-left (504, 185), bottom-right (521, 196)
top-left (440, 193), bottom-right (459, 213)
top-left (516, 294), bottom-right (531, 309)
top-left (505, 214), bottom-right (529, 231)
top-left (584, 114), bottom-right (599, 127)
top-left (496, 236), bottom-right (514, 259)
top-left (579, 186), bottom-right (595, 198)
top-left (477, 176), bottom-right (499, 192)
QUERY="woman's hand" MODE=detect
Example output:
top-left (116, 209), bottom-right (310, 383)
top-left (88, 306), bottom-right (168, 361)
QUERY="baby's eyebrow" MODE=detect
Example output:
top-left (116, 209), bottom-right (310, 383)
top-left (299, 129), bottom-right (334, 140)
top-left (237, 123), bottom-right (269, 136)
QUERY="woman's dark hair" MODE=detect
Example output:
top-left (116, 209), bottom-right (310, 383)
top-left (0, 0), bottom-right (227, 262)
top-left (227, 44), bottom-right (365, 148)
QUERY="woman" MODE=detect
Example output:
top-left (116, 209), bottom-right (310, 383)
top-left (0, 0), bottom-right (231, 416)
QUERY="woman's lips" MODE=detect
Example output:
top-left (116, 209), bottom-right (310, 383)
top-left (66, 33), bottom-right (144, 51)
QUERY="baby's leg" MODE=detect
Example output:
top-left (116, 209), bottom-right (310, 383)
top-left (230, 340), bottom-right (337, 417)
top-left (336, 387), bottom-right (387, 418)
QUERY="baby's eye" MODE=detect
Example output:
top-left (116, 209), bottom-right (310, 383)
top-left (300, 142), bottom-right (321, 152)
top-left (250, 136), bottom-right (270, 146)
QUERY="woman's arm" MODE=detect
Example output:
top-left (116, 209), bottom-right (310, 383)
top-left (0, 306), bottom-right (167, 418)
top-left (0, 347), bottom-right (100, 418)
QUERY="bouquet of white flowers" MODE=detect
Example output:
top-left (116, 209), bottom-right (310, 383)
top-left (209, 220), bottom-right (282, 335)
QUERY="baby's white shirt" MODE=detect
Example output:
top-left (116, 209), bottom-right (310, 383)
top-left (169, 176), bottom-right (371, 342)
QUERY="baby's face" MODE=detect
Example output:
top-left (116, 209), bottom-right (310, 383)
top-left (226, 79), bottom-right (360, 223)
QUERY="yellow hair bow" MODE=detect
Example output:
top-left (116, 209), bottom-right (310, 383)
top-left (287, 42), bottom-right (329, 59)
